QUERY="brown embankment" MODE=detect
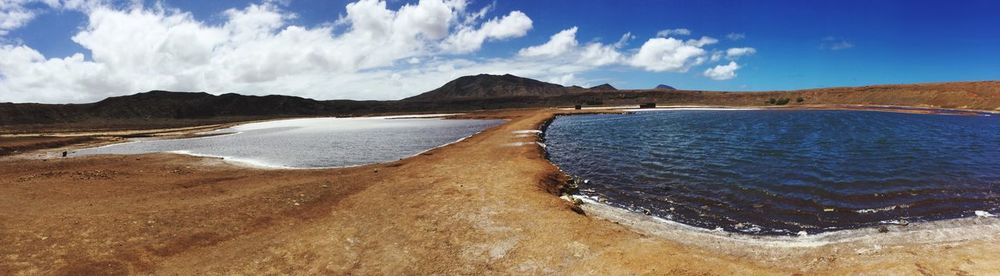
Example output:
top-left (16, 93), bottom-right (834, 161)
top-left (688, 81), bottom-right (1000, 110)
top-left (1, 109), bottom-right (998, 275)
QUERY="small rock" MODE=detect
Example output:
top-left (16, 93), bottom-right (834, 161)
top-left (878, 226), bottom-right (889, 233)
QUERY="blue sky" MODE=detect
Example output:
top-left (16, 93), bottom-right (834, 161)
top-left (1, 0), bottom-right (998, 103)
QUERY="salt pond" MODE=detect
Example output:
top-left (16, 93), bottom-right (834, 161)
top-left (76, 116), bottom-right (504, 168)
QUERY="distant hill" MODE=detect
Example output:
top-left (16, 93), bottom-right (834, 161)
top-left (0, 91), bottom-right (393, 132)
top-left (88, 91), bottom-right (335, 118)
top-left (3, 74), bottom-right (999, 133)
top-left (655, 84), bottom-right (676, 90)
top-left (403, 74), bottom-right (577, 101)
top-left (589, 84), bottom-right (617, 91)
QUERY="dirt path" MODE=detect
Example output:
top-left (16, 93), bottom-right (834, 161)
top-left (1, 109), bottom-right (997, 275)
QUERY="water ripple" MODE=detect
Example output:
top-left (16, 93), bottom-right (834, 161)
top-left (546, 110), bottom-right (1000, 235)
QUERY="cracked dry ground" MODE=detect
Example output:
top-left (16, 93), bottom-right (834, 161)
top-left (2, 109), bottom-right (998, 275)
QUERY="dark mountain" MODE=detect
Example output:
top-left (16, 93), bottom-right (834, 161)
top-left (589, 84), bottom-right (617, 91)
top-left (403, 74), bottom-right (576, 101)
top-left (4, 74), bottom-right (1000, 133)
top-left (87, 90), bottom-right (335, 118)
top-left (655, 84), bottom-right (677, 90)
top-left (0, 91), bottom-right (396, 131)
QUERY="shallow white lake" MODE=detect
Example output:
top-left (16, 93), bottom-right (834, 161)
top-left (75, 116), bottom-right (504, 168)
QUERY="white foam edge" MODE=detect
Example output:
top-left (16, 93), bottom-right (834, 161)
top-left (512, 130), bottom-right (543, 134)
top-left (572, 194), bottom-right (1000, 248)
top-left (167, 150), bottom-right (294, 169)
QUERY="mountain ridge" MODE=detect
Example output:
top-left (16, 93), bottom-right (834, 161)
top-left (3, 74), bottom-right (1000, 133)
top-left (403, 74), bottom-right (579, 101)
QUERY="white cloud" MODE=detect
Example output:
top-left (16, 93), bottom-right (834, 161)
top-left (710, 50), bottom-right (723, 62)
top-left (628, 37), bottom-right (707, 72)
top-left (685, 36), bottom-right (718, 47)
top-left (579, 43), bottom-right (623, 66)
top-left (1, 0), bottom-right (48, 36)
top-left (656, 28), bottom-right (690, 37)
top-left (703, 61), bottom-right (740, 80)
top-left (548, 73), bottom-right (579, 86)
top-left (725, 47), bottom-right (756, 58)
top-left (0, 1), bottom-right (757, 103)
top-left (0, 0), bottom-right (107, 36)
top-left (726, 32), bottom-right (745, 40)
top-left (516, 29), bottom-right (718, 74)
top-left (0, 0), bottom-right (538, 103)
top-left (613, 32), bottom-right (634, 48)
top-left (517, 26), bottom-right (623, 67)
top-left (441, 10), bottom-right (532, 53)
top-left (518, 26), bottom-right (578, 57)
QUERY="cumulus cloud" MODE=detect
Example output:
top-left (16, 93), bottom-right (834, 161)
top-left (0, 0), bottom-right (538, 103)
top-left (517, 26), bottom-right (625, 68)
top-left (440, 10), bottom-right (532, 53)
top-left (0, 0), bottom-right (756, 103)
top-left (628, 37), bottom-right (712, 72)
top-left (518, 26), bottom-right (578, 57)
top-left (710, 50), bottom-right (723, 62)
top-left (703, 61), bottom-right (740, 80)
top-left (517, 28), bottom-right (717, 74)
top-left (725, 47), bottom-right (756, 58)
top-left (1, 0), bottom-right (107, 36)
top-left (685, 36), bottom-right (718, 47)
top-left (0, 0), bottom-right (37, 36)
top-left (656, 28), bottom-right (690, 37)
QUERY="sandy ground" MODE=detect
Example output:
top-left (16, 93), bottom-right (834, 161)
top-left (1, 108), bottom-right (999, 275)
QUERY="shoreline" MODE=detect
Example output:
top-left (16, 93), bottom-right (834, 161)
top-left (16, 114), bottom-right (497, 170)
top-left (2, 107), bottom-right (998, 274)
top-left (537, 107), bottom-right (1000, 244)
top-left (574, 194), bottom-right (1000, 247)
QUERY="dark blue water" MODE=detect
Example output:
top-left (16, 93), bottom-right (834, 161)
top-left (545, 110), bottom-right (1000, 235)
top-left (76, 116), bottom-right (503, 168)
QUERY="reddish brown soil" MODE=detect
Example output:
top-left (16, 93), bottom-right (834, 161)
top-left (1, 109), bottom-right (997, 275)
